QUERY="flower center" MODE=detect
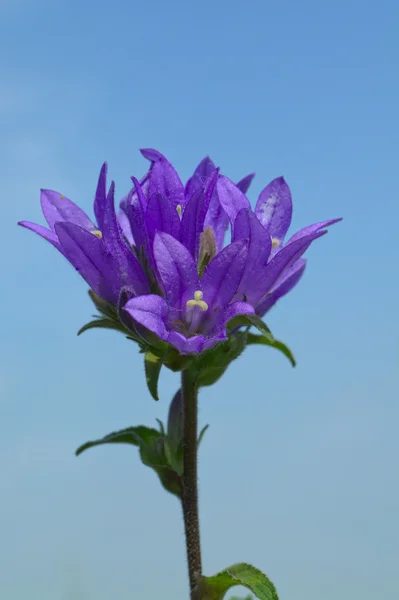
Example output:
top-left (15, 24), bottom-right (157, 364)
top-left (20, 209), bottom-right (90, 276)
top-left (91, 229), bottom-right (103, 239)
top-left (186, 290), bottom-right (208, 311)
top-left (176, 204), bottom-right (182, 218)
top-left (271, 237), bottom-right (280, 249)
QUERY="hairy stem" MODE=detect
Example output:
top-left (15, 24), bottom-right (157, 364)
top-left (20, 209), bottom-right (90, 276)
top-left (181, 370), bottom-right (202, 598)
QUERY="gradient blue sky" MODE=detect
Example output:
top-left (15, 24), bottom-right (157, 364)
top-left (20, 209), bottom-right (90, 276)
top-left (1, 0), bottom-right (398, 598)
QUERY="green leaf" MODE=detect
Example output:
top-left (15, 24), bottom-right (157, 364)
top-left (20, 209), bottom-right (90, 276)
top-left (200, 563), bottom-right (278, 600)
top-left (144, 351), bottom-right (163, 400)
top-left (193, 332), bottom-right (247, 388)
top-left (228, 314), bottom-right (274, 343)
top-left (75, 426), bottom-right (182, 498)
top-left (198, 424), bottom-right (209, 447)
top-left (230, 596), bottom-right (253, 600)
top-left (77, 317), bottom-right (126, 336)
top-left (246, 333), bottom-right (296, 367)
top-left (75, 426), bottom-right (160, 456)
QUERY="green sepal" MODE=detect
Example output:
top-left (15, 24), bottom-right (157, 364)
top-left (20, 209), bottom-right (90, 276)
top-left (199, 563), bottom-right (278, 600)
top-left (75, 426), bottom-right (182, 498)
top-left (144, 351), bottom-right (163, 401)
top-left (228, 314), bottom-right (273, 343)
top-left (77, 317), bottom-right (126, 336)
top-left (190, 332), bottom-right (248, 388)
top-left (246, 333), bottom-right (296, 367)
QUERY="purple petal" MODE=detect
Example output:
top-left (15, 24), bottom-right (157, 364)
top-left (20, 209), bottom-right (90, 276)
top-left (201, 240), bottom-right (248, 308)
top-left (255, 177), bottom-right (293, 244)
top-left (123, 294), bottom-right (169, 340)
top-left (122, 178), bottom-right (149, 256)
top-left (103, 182), bottom-right (149, 296)
top-left (181, 169), bottom-right (218, 259)
top-left (233, 209), bottom-right (272, 302)
top-left (146, 192), bottom-right (181, 243)
top-left (153, 232), bottom-right (199, 310)
top-left (167, 331), bottom-right (206, 354)
top-left (236, 173), bottom-right (255, 194)
top-left (18, 220), bottom-right (64, 253)
top-left (55, 221), bottom-right (121, 304)
top-left (203, 185), bottom-right (229, 252)
top-left (217, 175), bottom-right (251, 227)
top-left (93, 163), bottom-right (108, 230)
top-left (118, 208), bottom-right (135, 246)
top-left (220, 301), bottom-right (255, 327)
top-left (140, 148), bottom-right (185, 207)
top-left (256, 258), bottom-right (307, 317)
top-left (40, 189), bottom-right (95, 233)
top-left (185, 156), bottom-right (216, 200)
top-left (286, 218), bottom-right (342, 245)
top-left (252, 230), bottom-right (327, 306)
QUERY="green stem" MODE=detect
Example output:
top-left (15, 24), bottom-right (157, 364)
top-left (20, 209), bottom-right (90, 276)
top-left (181, 369), bottom-right (202, 598)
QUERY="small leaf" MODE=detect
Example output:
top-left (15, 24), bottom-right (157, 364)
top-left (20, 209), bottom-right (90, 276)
top-left (230, 596), bottom-right (253, 600)
top-left (246, 333), bottom-right (296, 367)
top-left (197, 424), bottom-right (209, 447)
top-left (77, 317), bottom-right (126, 336)
top-left (200, 563), bottom-right (278, 600)
top-left (156, 418), bottom-right (165, 436)
top-left (75, 426), bottom-right (160, 456)
top-left (76, 426), bottom-right (182, 498)
top-left (144, 351), bottom-right (163, 400)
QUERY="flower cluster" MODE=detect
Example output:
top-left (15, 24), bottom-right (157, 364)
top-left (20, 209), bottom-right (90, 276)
top-left (19, 149), bottom-right (340, 354)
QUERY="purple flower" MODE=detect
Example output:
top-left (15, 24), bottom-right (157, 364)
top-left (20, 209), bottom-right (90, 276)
top-left (19, 164), bottom-right (148, 305)
top-left (19, 149), bottom-right (341, 356)
top-left (123, 233), bottom-right (255, 354)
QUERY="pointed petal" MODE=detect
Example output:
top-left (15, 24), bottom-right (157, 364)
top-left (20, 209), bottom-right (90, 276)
top-left (55, 221), bottom-right (120, 304)
top-left (140, 148), bottom-right (185, 207)
top-left (216, 175), bottom-right (251, 227)
top-left (123, 294), bottom-right (169, 340)
top-left (153, 232), bottom-right (199, 309)
top-left (181, 169), bottom-right (218, 259)
top-left (234, 208), bottom-right (272, 265)
top-left (220, 301), bottom-right (255, 327)
top-left (203, 182), bottom-right (229, 252)
top-left (122, 178), bottom-right (149, 256)
top-left (201, 240), bottom-right (248, 308)
top-left (185, 156), bottom-right (216, 199)
top-left (146, 192), bottom-right (181, 243)
top-left (117, 208), bottom-right (135, 246)
top-left (167, 331), bottom-right (205, 354)
top-left (253, 230), bottom-right (327, 306)
top-left (256, 258), bottom-right (307, 317)
top-left (286, 218), bottom-right (342, 245)
top-left (40, 189), bottom-right (95, 233)
top-left (93, 163), bottom-right (108, 230)
top-left (255, 177), bottom-right (293, 244)
top-left (18, 220), bottom-right (64, 253)
top-left (236, 173), bottom-right (255, 194)
top-left (103, 182), bottom-right (149, 295)
top-left (233, 209), bottom-right (272, 301)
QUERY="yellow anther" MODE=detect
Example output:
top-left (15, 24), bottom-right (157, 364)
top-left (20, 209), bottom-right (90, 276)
top-left (92, 229), bottom-right (103, 239)
top-left (176, 204), bottom-right (182, 218)
top-left (271, 237), bottom-right (280, 249)
top-left (186, 290), bottom-right (208, 311)
top-left (60, 195), bottom-right (65, 199)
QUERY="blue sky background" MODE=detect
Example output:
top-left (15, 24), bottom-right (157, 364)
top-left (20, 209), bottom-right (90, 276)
top-left (1, 0), bottom-right (398, 598)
